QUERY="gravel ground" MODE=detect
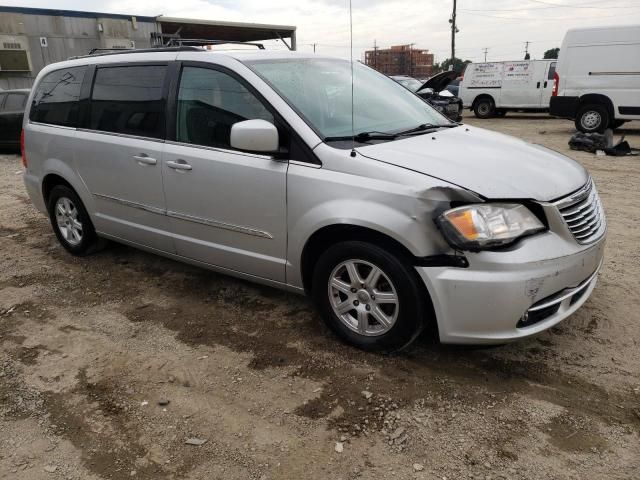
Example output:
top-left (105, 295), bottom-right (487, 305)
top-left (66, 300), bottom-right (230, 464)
top-left (1, 113), bottom-right (639, 480)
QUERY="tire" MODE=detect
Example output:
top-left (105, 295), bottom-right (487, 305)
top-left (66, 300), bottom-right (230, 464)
top-left (47, 185), bottom-right (104, 256)
top-left (610, 119), bottom-right (626, 130)
top-left (575, 104), bottom-right (609, 133)
top-left (473, 98), bottom-right (495, 119)
top-left (495, 109), bottom-right (507, 117)
top-left (312, 241), bottom-right (430, 352)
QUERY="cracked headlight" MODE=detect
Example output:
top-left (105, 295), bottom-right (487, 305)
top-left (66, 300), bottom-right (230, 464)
top-left (437, 204), bottom-right (545, 251)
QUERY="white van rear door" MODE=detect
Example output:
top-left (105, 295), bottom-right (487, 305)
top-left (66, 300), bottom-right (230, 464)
top-left (539, 61), bottom-right (556, 108)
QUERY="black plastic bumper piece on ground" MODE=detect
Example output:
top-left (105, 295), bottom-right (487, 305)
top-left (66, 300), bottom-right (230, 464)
top-left (550, 96), bottom-right (580, 119)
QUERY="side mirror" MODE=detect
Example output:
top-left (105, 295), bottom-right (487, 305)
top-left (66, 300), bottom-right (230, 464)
top-left (230, 119), bottom-right (279, 153)
top-left (418, 87), bottom-right (434, 95)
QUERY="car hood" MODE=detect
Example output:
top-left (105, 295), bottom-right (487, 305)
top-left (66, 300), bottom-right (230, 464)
top-left (356, 125), bottom-right (588, 201)
top-left (417, 71), bottom-right (458, 94)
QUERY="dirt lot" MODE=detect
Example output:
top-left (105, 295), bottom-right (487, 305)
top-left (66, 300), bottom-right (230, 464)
top-left (1, 113), bottom-right (639, 480)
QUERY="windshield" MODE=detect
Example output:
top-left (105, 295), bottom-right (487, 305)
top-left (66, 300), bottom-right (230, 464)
top-left (395, 77), bottom-right (423, 92)
top-left (245, 58), bottom-right (450, 140)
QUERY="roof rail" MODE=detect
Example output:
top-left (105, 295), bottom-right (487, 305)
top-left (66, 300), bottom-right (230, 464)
top-left (165, 38), bottom-right (265, 49)
top-left (68, 46), bottom-right (202, 60)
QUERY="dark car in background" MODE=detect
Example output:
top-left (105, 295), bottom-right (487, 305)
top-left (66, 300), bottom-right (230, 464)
top-left (445, 77), bottom-right (461, 97)
top-left (390, 72), bottom-right (462, 122)
top-left (0, 89), bottom-right (29, 150)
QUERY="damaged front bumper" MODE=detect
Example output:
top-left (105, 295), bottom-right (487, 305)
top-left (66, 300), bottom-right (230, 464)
top-left (416, 231), bottom-right (606, 344)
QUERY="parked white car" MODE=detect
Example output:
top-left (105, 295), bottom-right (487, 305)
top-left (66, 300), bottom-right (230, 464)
top-left (22, 48), bottom-right (605, 351)
top-left (459, 60), bottom-right (557, 118)
top-left (550, 24), bottom-right (640, 133)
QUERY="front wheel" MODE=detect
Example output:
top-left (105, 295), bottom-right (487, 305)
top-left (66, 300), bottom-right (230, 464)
top-left (312, 241), bottom-right (430, 352)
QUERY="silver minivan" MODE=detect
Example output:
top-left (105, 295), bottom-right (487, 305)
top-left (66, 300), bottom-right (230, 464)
top-left (22, 48), bottom-right (606, 351)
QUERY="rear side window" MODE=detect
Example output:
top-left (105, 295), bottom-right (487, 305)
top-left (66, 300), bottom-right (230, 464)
top-left (30, 66), bottom-right (87, 127)
top-left (548, 62), bottom-right (557, 80)
top-left (176, 66), bottom-right (274, 149)
top-left (89, 65), bottom-right (167, 139)
top-left (4, 93), bottom-right (26, 110)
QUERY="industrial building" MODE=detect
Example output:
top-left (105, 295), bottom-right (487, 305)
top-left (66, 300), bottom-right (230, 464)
top-left (364, 44), bottom-right (434, 78)
top-left (0, 6), bottom-right (297, 90)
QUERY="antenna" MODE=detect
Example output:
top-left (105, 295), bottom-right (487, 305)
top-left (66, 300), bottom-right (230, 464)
top-left (349, 0), bottom-right (356, 158)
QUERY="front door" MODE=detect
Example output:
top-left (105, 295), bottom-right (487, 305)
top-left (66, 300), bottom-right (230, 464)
top-left (74, 64), bottom-right (172, 252)
top-left (162, 64), bottom-right (288, 282)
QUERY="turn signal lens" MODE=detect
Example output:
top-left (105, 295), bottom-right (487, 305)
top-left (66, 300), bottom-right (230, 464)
top-left (437, 204), bottom-right (545, 251)
top-left (446, 209), bottom-right (479, 240)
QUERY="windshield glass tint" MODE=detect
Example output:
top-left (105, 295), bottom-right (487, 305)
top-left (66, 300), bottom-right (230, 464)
top-left (246, 58), bottom-right (449, 139)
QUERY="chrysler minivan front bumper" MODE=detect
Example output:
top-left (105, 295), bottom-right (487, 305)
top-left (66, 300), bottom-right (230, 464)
top-left (416, 233), bottom-right (605, 344)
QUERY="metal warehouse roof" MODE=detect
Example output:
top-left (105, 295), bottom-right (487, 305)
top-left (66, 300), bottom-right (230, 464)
top-left (156, 16), bottom-right (296, 43)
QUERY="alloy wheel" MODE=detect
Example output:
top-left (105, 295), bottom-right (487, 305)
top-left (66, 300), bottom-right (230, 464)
top-left (55, 197), bottom-right (83, 246)
top-left (328, 259), bottom-right (399, 336)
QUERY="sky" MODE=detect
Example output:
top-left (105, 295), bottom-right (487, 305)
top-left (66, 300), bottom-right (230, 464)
top-left (3, 0), bottom-right (640, 63)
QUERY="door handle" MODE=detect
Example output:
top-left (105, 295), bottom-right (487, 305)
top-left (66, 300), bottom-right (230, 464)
top-left (544, 81), bottom-right (548, 88)
top-left (133, 154), bottom-right (157, 166)
top-left (167, 160), bottom-right (192, 171)
top-left (536, 82), bottom-right (541, 88)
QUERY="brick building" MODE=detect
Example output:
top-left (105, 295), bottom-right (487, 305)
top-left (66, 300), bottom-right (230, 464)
top-left (364, 44), bottom-right (434, 78)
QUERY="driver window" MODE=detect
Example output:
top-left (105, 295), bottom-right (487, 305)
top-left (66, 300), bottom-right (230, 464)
top-left (176, 67), bottom-right (274, 149)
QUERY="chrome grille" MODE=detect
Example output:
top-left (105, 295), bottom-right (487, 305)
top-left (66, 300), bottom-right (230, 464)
top-left (554, 179), bottom-right (606, 244)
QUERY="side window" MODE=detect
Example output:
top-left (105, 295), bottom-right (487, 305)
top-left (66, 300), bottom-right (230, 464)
top-left (5, 93), bottom-right (26, 110)
top-left (548, 62), bottom-right (557, 80)
top-left (90, 65), bottom-right (167, 139)
top-left (176, 66), bottom-right (274, 149)
top-left (30, 66), bottom-right (86, 127)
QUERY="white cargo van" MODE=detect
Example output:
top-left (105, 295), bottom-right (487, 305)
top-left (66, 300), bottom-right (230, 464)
top-left (459, 60), bottom-right (556, 118)
top-left (550, 25), bottom-right (640, 133)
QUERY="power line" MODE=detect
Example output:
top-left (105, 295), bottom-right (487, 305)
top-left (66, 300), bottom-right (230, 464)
top-left (461, 0), bottom-right (639, 11)
top-left (459, 10), bottom-right (633, 21)
top-left (528, 0), bottom-right (637, 7)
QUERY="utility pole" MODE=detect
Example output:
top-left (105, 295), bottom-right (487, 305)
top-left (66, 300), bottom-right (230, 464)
top-left (524, 41), bottom-right (530, 60)
top-left (373, 39), bottom-right (379, 69)
top-left (311, 43), bottom-right (317, 53)
top-left (408, 43), bottom-right (415, 77)
top-left (483, 47), bottom-right (488, 62)
top-left (450, 0), bottom-right (457, 65)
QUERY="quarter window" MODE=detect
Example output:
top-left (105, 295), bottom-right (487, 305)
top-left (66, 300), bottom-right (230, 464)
top-left (548, 62), bottom-right (557, 80)
top-left (30, 67), bottom-right (86, 127)
top-left (176, 66), bottom-right (274, 149)
top-left (90, 65), bottom-right (167, 139)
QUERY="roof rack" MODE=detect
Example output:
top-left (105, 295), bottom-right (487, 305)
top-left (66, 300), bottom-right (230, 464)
top-left (164, 38), bottom-right (265, 49)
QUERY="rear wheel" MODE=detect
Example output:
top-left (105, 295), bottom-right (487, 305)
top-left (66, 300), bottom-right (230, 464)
top-left (312, 241), bottom-right (429, 352)
top-left (575, 104), bottom-right (609, 133)
top-left (47, 185), bottom-right (104, 256)
top-left (473, 98), bottom-right (495, 119)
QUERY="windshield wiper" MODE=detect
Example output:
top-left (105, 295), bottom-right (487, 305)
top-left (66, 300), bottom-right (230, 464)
top-left (324, 124), bottom-right (460, 143)
top-left (395, 123), bottom-right (459, 136)
top-left (324, 131), bottom-right (398, 142)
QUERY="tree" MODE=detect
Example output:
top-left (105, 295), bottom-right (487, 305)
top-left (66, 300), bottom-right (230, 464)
top-left (543, 48), bottom-right (560, 59)
top-left (436, 57), bottom-right (472, 74)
